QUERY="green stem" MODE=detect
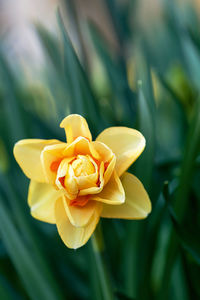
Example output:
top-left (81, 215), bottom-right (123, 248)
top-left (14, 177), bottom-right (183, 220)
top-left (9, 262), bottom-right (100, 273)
top-left (91, 228), bottom-right (114, 300)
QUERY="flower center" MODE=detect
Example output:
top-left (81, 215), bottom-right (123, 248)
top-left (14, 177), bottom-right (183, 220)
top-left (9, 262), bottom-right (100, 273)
top-left (71, 155), bottom-right (95, 177)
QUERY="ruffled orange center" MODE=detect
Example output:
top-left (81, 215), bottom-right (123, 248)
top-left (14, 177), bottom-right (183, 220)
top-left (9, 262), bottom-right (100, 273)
top-left (71, 155), bottom-right (95, 177)
top-left (48, 139), bottom-right (116, 207)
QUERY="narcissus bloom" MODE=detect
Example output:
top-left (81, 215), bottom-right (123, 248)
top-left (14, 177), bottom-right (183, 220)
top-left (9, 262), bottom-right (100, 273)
top-left (14, 114), bottom-right (151, 249)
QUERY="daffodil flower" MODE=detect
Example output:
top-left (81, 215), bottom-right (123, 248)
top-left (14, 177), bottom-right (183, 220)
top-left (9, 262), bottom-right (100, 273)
top-left (14, 114), bottom-right (151, 249)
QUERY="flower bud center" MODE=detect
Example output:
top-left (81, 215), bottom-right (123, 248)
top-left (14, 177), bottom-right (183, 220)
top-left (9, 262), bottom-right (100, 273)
top-left (71, 155), bottom-right (95, 177)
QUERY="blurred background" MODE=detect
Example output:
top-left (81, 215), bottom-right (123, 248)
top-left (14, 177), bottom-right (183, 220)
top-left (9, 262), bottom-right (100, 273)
top-left (0, 0), bottom-right (200, 299)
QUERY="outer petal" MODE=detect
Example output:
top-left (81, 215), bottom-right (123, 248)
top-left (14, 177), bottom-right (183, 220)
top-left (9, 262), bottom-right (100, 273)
top-left (55, 198), bottom-right (102, 249)
top-left (28, 180), bottom-right (62, 224)
top-left (60, 114), bottom-right (92, 143)
top-left (63, 196), bottom-right (101, 227)
top-left (101, 172), bottom-right (151, 219)
top-left (96, 127), bottom-right (145, 176)
top-left (14, 139), bottom-right (60, 182)
top-left (91, 171), bottom-right (125, 205)
top-left (41, 143), bottom-right (67, 184)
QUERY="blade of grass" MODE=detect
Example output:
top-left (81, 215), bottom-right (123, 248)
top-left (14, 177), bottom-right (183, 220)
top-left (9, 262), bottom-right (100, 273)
top-left (169, 206), bottom-right (200, 265)
top-left (0, 53), bottom-right (26, 143)
top-left (0, 276), bottom-right (14, 300)
top-left (103, 0), bottom-right (126, 51)
top-left (128, 61), bottom-right (156, 299)
top-left (134, 82), bottom-right (155, 190)
top-left (57, 10), bottom-right (102, 132)
top-left (157, 99), bottom-right (200, 299)
top-left (0, 194), bottom-right (64, 300)
top-left (63, 0), bottom-right (89, 69)
top-left (123, 69), bottom-right (155, 298)
top-left (89, 23), bottom-right (136, 125)
top-left (0, 172), bottom-right (65, 300)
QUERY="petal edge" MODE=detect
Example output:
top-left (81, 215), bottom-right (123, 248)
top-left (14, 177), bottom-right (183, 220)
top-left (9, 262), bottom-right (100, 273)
top-left (101, 172), bottom-right (151, 219)
top-left (96, 127), bottom-right (145, 176)
top-left (14, 139), bottom-right (60, 182)
top-left (55, 198), bottom-right (101, 249)
top-left (60, 114), bottom-right (92, 143)
top-left (28, 180), bottom-right (62, 224)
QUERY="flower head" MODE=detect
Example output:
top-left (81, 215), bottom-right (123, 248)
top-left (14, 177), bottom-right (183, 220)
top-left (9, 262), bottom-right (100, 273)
top-left (14, 114), bottom-right (151, 249)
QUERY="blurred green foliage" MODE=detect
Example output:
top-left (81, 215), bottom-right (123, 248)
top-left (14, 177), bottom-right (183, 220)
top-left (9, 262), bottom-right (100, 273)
top-left (0, 0), bottom-right (200, 299)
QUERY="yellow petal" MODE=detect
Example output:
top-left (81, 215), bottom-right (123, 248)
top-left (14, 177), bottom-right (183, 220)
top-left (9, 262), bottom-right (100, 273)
top-left (63, 196), bottom-right (101, 227)
top-left (63, 137), bottom-right (100, 160)
top-left (13, 139), bottom-right (60, 182)
top-left (104, 155), bottom-right (116, 185)
top-left (41, 143), bottom-right (67, 184)
top-left (55, 198), bottom-right (102, 249)
top-left (73, 156), bottom-right (98, 189)
top-left (96, 127), bottom-right (145, 176)
top-left (101, 172), bottom-right (151, 219)
top-left (92, 141), bottom-right (114, 162)
top-left (75, 173), bottom-right (98, 189)
top-left (91, 141), bottom-right (116, 185)
top-left (65, 164), bottom-right (79, 195)
top-left (60, 114), bottom-right (92, 143)
top-left (28, 180), bottom-right (62, 224)
top-left (56, 158), bottom-right (78, 200)
top-left (91, 171), bottom-right (125, 204)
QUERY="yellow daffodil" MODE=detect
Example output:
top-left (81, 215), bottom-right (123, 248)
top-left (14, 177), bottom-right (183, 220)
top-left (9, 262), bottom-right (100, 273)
top-left (13, 114), bottom-right (151, 249)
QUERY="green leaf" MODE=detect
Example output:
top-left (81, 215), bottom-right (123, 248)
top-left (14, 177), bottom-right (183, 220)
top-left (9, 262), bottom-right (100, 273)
top-left (0, 194), bottom-right (64, 300)
top-left (157, 100), bottom-right (200, 298)
top-left (89, 23), bottom-right (136, 125)
top-left (134, 83), bottom-right (155, 190)
top-left (57, 10), bottom-right (102, 132)
top-left (181, 35), bottom-right (200, 91)
top-left (132, 50), bottom-right (156, 189)
top-left (0, 276), bottom-right (13, 300)
top-left (36, 25), bottom-right (62, 71)
top-left (169, 207), bottom-right (200, 265)
top-left (0, 53), bottom-right (26, 143)
top-left (115, 291), bottom-right (135, 300)
top-left (174, 100), bottom-right (200, 220)
top-left (103, 0), bottom-right (128, 46)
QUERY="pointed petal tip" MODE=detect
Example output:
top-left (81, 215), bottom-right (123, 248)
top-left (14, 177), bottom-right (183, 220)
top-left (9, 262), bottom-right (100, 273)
top-left (60, 114), bottom-right (82, 128)
top-left (60, 114), bottom-right (92, 143)
top-left (55, 198), bottom-right (101, 249)
top-left (134, 198), bottom-right (152, 219)
top-left (13, 139), bottom-right (26, 157)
